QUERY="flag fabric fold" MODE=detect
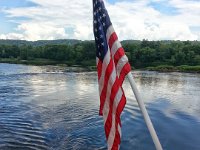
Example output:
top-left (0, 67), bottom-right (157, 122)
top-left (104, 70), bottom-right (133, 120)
top-left (93, 0), bottom-right (131, 149)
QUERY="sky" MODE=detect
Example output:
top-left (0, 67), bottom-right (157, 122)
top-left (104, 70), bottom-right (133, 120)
top-left (0, 0), bottom-right (200, 41)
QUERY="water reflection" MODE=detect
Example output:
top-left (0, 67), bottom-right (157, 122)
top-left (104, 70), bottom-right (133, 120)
top-left (124, 71), bottom-right (200, 118)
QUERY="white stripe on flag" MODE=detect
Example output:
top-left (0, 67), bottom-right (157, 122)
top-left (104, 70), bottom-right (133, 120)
top-left (107, 88), bottom-right (123, 149)
top-left (118, 124), bottom-right (121, 138)
top-left (116, 55), bottom-right (129, 76)
top-left (96, 57), bottom-right (99, 66)
top-left (102, 65), bottom-right (116, 124)
top-left (98, 50), bottom-right (111, 94)
top-left (111, 40), bottom-right (121, 57)
top-left (106, 25), bottom-right (115, 43)
top-left (118, 124), bottom-right (122, 150)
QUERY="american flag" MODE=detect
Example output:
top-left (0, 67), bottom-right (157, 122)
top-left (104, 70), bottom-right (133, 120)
top-left (93, 0), bottom-right (131, 149)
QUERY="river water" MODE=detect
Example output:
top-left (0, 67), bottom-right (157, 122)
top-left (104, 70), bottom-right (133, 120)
top-left (0, 63), bottom-right (200, 150)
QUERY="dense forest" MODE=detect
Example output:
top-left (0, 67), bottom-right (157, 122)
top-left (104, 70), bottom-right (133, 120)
top-left (0, 39), bottom-right (200, 71)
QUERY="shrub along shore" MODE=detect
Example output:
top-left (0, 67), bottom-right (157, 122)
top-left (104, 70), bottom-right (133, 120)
top-left (0, 39), bottom-right (200, 73)
top-left (0, 58), bottom-right (199, 73)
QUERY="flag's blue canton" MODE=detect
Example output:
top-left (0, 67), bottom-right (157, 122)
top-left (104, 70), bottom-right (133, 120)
top-left (93, 0), bottom-right (112, 61)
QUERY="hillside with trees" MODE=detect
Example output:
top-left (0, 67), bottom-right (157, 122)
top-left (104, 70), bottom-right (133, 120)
top-left (0, 39), bottom-right (200, 72)
top-left (0, 39), bottom-right (81, 47)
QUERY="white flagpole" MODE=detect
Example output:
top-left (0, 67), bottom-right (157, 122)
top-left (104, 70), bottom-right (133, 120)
top-left (127, 72), bottom-right (163, 150)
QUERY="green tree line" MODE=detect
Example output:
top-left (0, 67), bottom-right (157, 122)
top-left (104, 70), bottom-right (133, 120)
top-left (0, 40), bottom-right (200, 68)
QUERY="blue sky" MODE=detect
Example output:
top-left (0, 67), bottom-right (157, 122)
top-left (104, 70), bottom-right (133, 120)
top-left (0, 0), bottom-right (200, 41)
top-left (0, 0), bottom-right (36, 31)
top-left (0, 0), bottom-right (38, 7)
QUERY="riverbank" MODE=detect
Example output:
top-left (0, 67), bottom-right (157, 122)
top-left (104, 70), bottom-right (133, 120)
top-left (1, 58), bottom-right (200, 73)
top-left (0, 58), bottom-right (59, 65)
top-left (146, 65), bottom-right (200, 73)
top-left (0, 58), bottom-right (96, 72)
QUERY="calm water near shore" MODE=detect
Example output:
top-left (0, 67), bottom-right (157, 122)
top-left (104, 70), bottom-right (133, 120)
top-left (0, 63), bottom-right (200, 150)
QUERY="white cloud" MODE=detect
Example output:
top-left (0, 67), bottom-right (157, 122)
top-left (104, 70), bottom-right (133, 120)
top-left (0, 33), bottom-right (24, 40)
top-left (105, 0), bottom-right (199, 41)
top-left (17, 23), bottom-right (67, 41)
top-left (1, 0), bottom-right (200, 41)
top-left (74, 25), bottom-right (92, 40)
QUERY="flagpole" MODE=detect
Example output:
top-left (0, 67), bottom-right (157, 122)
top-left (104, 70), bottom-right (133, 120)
top-left (127, 72), bottom-right (163, 150)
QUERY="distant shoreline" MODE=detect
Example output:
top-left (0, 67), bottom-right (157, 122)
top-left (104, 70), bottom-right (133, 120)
top-left (1, 59), bottom-right (199, 73)
top-left (145, 65), bottom-right (200, 73)
top-left (1, 40), bottom-right (200, 73)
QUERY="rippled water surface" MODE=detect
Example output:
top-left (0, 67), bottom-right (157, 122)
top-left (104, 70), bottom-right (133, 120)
top-left (0, 63), bottom-right (200, 150)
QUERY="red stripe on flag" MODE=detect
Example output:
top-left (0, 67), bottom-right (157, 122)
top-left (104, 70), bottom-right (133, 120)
top-left (99, 58), bottom-right (113, 116)
top-left (118, 63), bottom-right (131, 86)
top-left (111, 94), bottom-right (126, 150)
top-left (116, 94), bottom-right (126, 123)
top-left (113, 47), bottom-right (125, 65)
top-left (108, 32), bottom-right (118, 49)
top-left (97, 60), bottom-right (103, 80)
top-left (112, 128), bottom-right (120, 150)
top-left (104, 77), bottom-right (121, 138)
